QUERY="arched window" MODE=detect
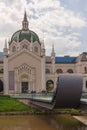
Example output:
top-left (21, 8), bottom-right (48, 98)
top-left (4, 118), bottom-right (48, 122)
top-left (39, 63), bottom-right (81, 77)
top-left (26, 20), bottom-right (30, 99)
top-left (67, 69), bottom-right (73, 73)
top-left (12, 46), bottom-right (16, 52)
top-left (22, 44), bottom-right (27, 49)
top-left (56, 69), bottom-right (63, 74)
top-left (45, 68), bottom-right (50, 74)
top-left (0, 69), bottom-right (3, 73)
top-left (86, 81), bottom-right (87, 88)
top-left (34, 46), bottom-right (38, 53)
top-left (46, 80), bottom-right (54, 92)
top-left (84, 67), bottom-right (87, 73)
top-left (0, 80), bottom-right (3, 92)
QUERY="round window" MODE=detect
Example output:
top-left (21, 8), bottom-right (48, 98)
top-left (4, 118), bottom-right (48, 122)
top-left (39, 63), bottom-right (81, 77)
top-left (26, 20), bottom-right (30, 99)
top-left (46, 80), bottom-right (54, 92)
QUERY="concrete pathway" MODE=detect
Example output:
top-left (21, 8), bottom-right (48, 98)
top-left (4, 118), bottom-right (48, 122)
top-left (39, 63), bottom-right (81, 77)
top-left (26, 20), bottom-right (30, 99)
top-left (73, 116), bottom-right (87, 125)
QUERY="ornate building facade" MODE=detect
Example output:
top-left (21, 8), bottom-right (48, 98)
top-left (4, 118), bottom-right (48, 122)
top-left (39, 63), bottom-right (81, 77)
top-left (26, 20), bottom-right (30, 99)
top-left (0, 11), bottom-right (87, 94)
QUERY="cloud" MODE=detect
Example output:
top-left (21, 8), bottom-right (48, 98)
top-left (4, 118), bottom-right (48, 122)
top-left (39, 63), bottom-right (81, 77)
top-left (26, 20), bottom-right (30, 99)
top-left (0, 0), bottom-right (86, 56)
top-left (44, 32), bottom-right (81, 56)
top-left (27, 0), bottom-right (86, 28)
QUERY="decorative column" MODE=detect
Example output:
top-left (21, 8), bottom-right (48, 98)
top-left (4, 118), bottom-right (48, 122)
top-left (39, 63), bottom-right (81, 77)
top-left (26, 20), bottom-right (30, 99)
top-left (41, 40), bottom-right (46, 90)
top-left (3, 39), bottom-right (9, 95)
top-left (30, 35), bottom-right (33, 51)
top-left (51, 44), bottom-right (56, 74)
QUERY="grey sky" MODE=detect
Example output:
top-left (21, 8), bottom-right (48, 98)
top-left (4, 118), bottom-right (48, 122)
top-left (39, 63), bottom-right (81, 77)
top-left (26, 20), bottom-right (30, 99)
top-left (0, 0), bottom-right (86, 56)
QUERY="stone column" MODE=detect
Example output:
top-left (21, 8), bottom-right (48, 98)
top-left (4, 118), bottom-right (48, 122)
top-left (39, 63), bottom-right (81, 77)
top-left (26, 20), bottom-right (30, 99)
top-left (51, 44), bottom-right (55, 74)
top-left (41, 40), bottom-right (46, 91)
top-left (32, 82), bottom-right (34, 91)
top-left (41, 56), bottom-right (46, 91)
top-left (3, 40), bottom-right (9, 95)
top-left (3, 56), bottom-right (9, 95)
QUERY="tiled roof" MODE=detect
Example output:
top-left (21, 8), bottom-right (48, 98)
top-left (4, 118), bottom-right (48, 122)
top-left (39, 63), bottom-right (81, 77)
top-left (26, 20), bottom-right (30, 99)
top-left (55, 57), bottom-right (76, 63)
top-left (46, 56), bottom-right (77, 63)
top-left (46, 56), bottom-right (76, 63)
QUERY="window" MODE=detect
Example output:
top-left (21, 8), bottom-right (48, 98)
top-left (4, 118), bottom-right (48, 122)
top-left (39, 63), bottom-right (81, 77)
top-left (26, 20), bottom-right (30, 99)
top-left (34, 46), bottom-right (38, 53)
top-left (67, 69), bottom-right (73, 73)
top-left (45, 68), bottom-right (50, 74)
top-left (56, 69), bottom-right (63, 74)
top-left (0, 69), bottom-right (3, 73)
top-left (12, 46), bottom-right (16, 52)
top-left (22, 44), bottom-right (27, 49)
top-left (86, 81), bottom-right (87, 88)
top-left (46, 80), bottom-right (54, 92)
top-left (22, 82), bottom-right (28, 93)
top-left (84, 67), bottom-right (87, 73)
top-left (0, 80), bottom-right (3, 92)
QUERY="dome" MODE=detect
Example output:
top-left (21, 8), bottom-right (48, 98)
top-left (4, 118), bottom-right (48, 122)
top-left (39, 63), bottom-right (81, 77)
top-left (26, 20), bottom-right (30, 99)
top-left (11, 29), bottom-right (40, 43)
top-left (10, 11), bottom-right (40, 44)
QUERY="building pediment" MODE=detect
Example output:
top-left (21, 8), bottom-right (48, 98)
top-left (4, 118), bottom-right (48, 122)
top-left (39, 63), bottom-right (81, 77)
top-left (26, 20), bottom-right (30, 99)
top-left (76, 52), bottom-right (87, 62)
top-left (20, 39), bottom-right (31, 45)
top-left (10, 41), bottom-right (17, 46)
top-left (8, 48), bottom-right (41, 62)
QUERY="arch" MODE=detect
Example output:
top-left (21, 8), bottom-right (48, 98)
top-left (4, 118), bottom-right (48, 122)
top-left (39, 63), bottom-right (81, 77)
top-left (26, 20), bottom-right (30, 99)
top-left (84, 67), bottom-right (87, 73)
top-left (0, 69), bottom-right (3, 73)
top-left (21, 74), bottom-right (28, 80)
top-left (56, 69), bottom-right (63, 74)
top-left (20, 74), bottom-right (29, 93)
top-left (86, 81), bottom-right (87, 88)
top-left (46, 80), bottom-right (54, 92)
top-left (18, 64), bottom-right (31, 74)
top-left (67, 69), bottom-right (73, 73)
top-left (45, 68), bottom-right (50, 74)
top-left (0, 80), bottom-right (3, 92)
top-left (22, 44), bottom-right (28, 49)
top-left (12, 46), bottom-right (16, 52)
top-left (34, 46), bottom-right (38, 52)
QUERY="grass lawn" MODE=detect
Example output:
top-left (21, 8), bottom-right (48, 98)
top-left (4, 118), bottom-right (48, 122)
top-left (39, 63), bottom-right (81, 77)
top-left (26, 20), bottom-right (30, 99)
top-left (0, 95), bottom-right (39, 112)
top-left (0, 95), bottom-right (85, 115)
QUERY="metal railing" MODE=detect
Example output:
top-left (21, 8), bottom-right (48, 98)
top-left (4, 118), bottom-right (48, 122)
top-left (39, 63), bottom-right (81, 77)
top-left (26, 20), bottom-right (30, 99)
top-left (10, 92), bottom-right (54, 101)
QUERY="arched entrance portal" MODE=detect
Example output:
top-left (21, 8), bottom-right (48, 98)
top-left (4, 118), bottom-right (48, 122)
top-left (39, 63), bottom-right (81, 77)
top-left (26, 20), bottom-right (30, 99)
top-left (0, 80), bottom-right (3, 92)
top-left (21, 82), bottom-right (28, 93)
top-left (20, 74), bottom-right (29, 93)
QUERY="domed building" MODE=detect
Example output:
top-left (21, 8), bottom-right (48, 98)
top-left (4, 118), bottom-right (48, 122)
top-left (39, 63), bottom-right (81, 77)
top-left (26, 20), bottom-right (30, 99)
top-left (0, 11), bottom-right (87, 94)
top-left (2, 11), bottom-right (45, 94)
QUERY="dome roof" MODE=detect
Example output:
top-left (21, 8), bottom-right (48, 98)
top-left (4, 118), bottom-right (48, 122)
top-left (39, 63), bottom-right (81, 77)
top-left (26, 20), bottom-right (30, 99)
top-left (10, 10), bottom-right (40, 44)
top-left (11, 29), bottom-right (40, 43)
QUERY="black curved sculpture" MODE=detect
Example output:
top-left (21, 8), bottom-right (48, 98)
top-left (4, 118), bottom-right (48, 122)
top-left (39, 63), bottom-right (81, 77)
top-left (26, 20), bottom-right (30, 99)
top-left (30, 74), bottom-right (83, 109)
top-left (0, 80), bottom-right (3, 92)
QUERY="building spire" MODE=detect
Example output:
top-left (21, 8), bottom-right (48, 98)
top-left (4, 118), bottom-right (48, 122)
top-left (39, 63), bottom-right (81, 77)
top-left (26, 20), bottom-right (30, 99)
top-left (22, 9), bottom-right (29, 30)
top-left (41, 39), bottom-right (45, 49)
top-left (5, 39), bottom-right (7, 48)
top-left (51, 44), bottom-right (55, 58)
top-left (24, 9), bottom-right (27, 21)
top-left (41, 39), bottom-right (45, 56)
top-left (52, 44), bottom-right (55, 53)
top-left (3, 39), bottom-right (8, 55)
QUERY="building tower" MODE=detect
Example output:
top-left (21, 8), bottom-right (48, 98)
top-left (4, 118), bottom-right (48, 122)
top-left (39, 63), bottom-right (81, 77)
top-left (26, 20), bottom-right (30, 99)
top-left (51, 44), bottom-right (55, 73)
top-left (3, 39), bottom-right (9, 94)
top-left (22, 10), bottom-right (29, 30)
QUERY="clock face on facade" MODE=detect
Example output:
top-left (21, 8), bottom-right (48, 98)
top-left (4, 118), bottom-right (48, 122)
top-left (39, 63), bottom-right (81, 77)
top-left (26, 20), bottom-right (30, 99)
top-left (46, 80), bottom-right (54, 92)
